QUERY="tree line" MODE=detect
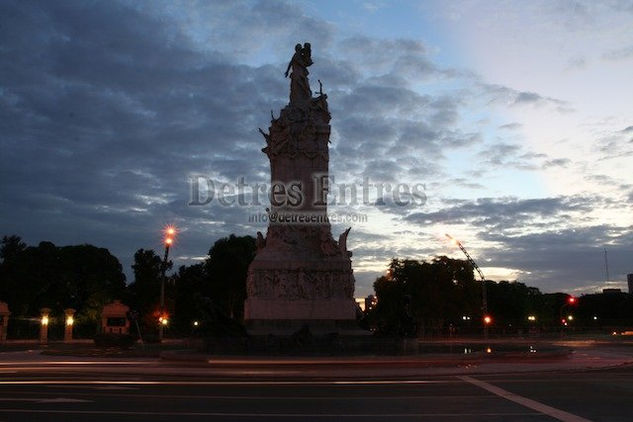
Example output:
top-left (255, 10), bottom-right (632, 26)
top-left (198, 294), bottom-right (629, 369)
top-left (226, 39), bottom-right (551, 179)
top-left (0, 234), bottom-right (255, 339)
top-left (367, 258), bottom-right (633, 337)
top-left (2, 234), bottom-right (631, 339)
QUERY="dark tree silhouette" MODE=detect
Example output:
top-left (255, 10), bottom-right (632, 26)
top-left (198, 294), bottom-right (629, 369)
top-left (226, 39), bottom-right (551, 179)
top-left (128, 248), bottom-right (167, 329)
top-left (203, 234), bottom-right (256, 321)
top-left (0, 237), bottom-right (126, 337)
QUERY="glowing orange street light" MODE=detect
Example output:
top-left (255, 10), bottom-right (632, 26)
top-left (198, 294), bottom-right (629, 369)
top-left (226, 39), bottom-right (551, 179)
top-left (159, 225), bottom-right (177, 340)
top-left (483, 315), bottom-right (492, 325)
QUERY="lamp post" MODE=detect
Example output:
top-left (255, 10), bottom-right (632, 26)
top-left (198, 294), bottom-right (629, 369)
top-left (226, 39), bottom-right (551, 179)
top-left (159, 225), bottom-right (176, 340)
top-left (559, 295), bottom-right (576, 335)
top-left (39, 308), bottom-right (51, 345)
top-left (64, 308), bottom-right (76, 343)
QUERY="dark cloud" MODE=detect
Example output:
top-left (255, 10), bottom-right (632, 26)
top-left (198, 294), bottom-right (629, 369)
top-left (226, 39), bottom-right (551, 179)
top-left (542, 158), bottom-right (571, 168)
top-left (479, 226), bottom-right (633, 292)
top-left (476, 142), bottom-right (538, 170)
top-left (405, 195), bottom-right (596, 231)
top-left (596, 127), bottom-right (633, 160)
top-left (499, 122), bottom-right (522, 130)
top-left (479, 83), bottom-right (572, 111)
top-left (0, 0), bottom-right (287, 276)
top-left (515, 91), bottom-right (542, 104)
top-left (602, 45), bottom-right (633, 61)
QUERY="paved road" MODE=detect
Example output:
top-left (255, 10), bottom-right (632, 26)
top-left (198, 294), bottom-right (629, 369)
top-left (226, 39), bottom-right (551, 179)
top-left (0, 351), bottom-right (632, 421)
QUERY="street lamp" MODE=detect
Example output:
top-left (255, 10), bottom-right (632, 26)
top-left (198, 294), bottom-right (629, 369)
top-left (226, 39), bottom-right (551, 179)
top-left (559, 295), bottom-right (577, 329)
top-left (159, 225), bottom-right (177, 340)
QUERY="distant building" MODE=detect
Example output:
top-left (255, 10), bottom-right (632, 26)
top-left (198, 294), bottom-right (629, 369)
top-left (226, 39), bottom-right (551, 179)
top-left (603, 288), bottom-right (622, 294)
top-left (628, 274), bottom-right (633, 294)
top-left (365, 295), bottom-right (377, 312)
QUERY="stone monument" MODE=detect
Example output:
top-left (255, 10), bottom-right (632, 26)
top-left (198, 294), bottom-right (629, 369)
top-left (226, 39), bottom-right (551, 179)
top-left (244, 43), bottom-right (357, 335)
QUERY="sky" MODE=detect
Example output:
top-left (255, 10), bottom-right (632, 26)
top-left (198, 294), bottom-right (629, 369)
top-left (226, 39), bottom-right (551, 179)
top-left (1, 0), bottom-right (632, 297)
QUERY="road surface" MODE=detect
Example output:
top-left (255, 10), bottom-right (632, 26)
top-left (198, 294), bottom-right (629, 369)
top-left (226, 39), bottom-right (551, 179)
top-left (0, 348), bottom-right (632, 421)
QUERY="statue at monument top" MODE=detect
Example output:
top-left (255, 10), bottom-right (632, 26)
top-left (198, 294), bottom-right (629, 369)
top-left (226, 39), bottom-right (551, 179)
top-left (284, 42), bottom-right (313, 105)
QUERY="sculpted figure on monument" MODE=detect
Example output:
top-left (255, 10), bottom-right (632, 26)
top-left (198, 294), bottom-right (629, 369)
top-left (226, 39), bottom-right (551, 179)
top-left (256, 231), bottom-right (266, 253)
top-left (338, 227), bottom-right (352, 257)
top-left (319, 226), bottom-right (339, 256)
top-left (284, 43), bottom-right (313, 105)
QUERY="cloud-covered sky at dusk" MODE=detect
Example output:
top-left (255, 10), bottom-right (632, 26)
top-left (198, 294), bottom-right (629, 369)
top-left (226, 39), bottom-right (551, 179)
top-left (1, 0), bottom-right (632, 297)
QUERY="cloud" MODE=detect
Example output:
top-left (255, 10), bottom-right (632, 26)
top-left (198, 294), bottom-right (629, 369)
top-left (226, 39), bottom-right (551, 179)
top-left (542, 158), bottom-right (571, 169)
top-left (405, 195), bottom-right (596, 231)
top-left (499, 122), bottom-right (522, 130)
top-left (478, 83), bottom-right (573, 112)
top-left (478, 225), bottom-right (633, 291)
top-left (514, 91), bottom-right (542, 104)
top-left (566, 55), bottom-right (587, 70)
top-left (602, 45), bottom-right (633, 61)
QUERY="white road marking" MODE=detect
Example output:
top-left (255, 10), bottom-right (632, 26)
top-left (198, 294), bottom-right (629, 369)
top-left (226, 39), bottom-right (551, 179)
top-left (0, 409), bottom-right (541, 417)
top-left (0, 379), bottom-right (458, 386)
top-left (0, 397), bottom-right (92, 403)
top-left (37, 397), bottom-right (93, 403)
top-left (0, 361), bottom-right (153, 366)
top-left (459, 375), bottom-right (592, 422)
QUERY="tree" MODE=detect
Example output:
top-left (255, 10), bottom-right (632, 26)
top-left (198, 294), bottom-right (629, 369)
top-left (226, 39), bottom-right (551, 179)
top-left (56, 245), bottom-right (127, 321)
top-left (128, 248), bottom-right (165, 327)
top-left (0, 237), bottom-right (127, 337)
top-left (203, 234), bottom-right (256, 321)
top-left (486, 280), bottom-right (543, 331)
top-left (0, 235), bottom-right (26, 263)
top-left (370, 257), bottom-right (479, 337)
top-left (172, 263), bottom-right (206, 333)
top-left (0, 235), bottom-right (28, 306)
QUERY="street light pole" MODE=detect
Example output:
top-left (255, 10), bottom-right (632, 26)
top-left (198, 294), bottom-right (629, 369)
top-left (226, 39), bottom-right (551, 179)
top-left (159, 226), bottom-right (176, 341)
top-left (559, 295), bottom-right (576, 337)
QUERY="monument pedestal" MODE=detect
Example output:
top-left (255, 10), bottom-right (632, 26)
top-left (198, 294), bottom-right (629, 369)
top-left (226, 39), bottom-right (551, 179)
top-left (246, 254), bottom-right (359, 335)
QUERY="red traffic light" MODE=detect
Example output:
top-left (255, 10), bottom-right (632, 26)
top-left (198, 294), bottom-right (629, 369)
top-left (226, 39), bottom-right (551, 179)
top-left (567, 296), bottom-right (576, 304)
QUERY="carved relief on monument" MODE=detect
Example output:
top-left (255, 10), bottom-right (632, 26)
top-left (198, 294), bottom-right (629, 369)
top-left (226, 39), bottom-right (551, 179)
top-left (247, 267), bottom-right (354, 301)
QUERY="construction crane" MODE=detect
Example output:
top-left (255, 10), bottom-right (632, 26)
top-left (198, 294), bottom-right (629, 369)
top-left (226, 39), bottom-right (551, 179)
top-left (446, 234), bottom-right (489, 337)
